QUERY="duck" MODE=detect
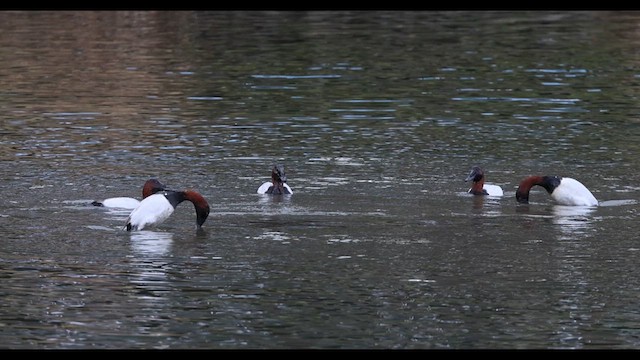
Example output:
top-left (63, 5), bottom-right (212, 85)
top-left (515, 175), bottom-right (598, 206)
top-left (464, 166), bottom-right (504, 196)
top-left (257, 164), bottom-right (293, 195)
top-left (92, 178), bottom-right (166, 209)
top-left (125, 189), bottom-right (210, 231)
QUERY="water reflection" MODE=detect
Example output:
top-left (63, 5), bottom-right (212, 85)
top-left (552, 205), bottom-right (596, 239)
top-left (257, 193), bottom-right (296, 216)
top-left (102, 208), bottom-right (134, 224)
top-left (128, 231), bottom-right (174, 305)
top-left (257, 194), bottom-right (292, 206)
top-left (468, 193), bottom-right (504, 217)
top-left (130, 231), bottom-right (173, 257)
top-left (548, 205), bottom-right (597, 348)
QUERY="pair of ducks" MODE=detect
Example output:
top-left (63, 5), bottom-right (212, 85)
top-left (92, 164), bottom-right (292, 231)
top-left (465, 166), bottom-right (598, 206)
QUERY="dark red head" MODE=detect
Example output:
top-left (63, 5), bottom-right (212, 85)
top-left (271, 164), bottom-right (287, 184)
top-left (268, 164), bottom-right (289, 194)
top-left (465, 166), bottom-right (485, 183)
top-left (465, 166), bottom-right (487, 195)
top-left (142, 179), bottom-right (166, 199)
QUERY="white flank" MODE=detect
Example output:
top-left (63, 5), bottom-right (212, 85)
top-left (126, 193), bottom-right (175, 231)
top-left (257, 182), bottom-right (271, 194)
top-left (551, 177), bottom-right (598, 206)
top-left (257, 182), bottom-right (293, 194)
top-left (101, 197), bottom-right (141, 209)
top-left (483, 184), bottom-right (504, 197)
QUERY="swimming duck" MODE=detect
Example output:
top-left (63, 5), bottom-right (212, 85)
top-left (257, 164), bottom-right (293, 195)
top-left (125, 189), bottom-right (210, 231)
top-left (92, 179), bottom-right (166, 209)
top-left (465, 166), bottom-right (504, 196)
top-left (515, 175), bottom-right (598, 206)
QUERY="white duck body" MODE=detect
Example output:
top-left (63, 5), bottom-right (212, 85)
top-left (257, 181), bottom-right (293, 195)
top-left (125, 193), bottom-right (175, 231)
top-left (92, 178), bottom-right (166, 209)
top-left (100, 197), bottom-right (141, 209)
top-left (550, 177), bottom-right (598, 206)
top-left (516, 175), bottom-right (598, 207)
top-left (481, 184), bottom-right (504, 197)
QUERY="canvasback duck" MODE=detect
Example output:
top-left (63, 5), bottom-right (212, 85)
top-left (516, 175), bottom-right (598, 206)
top-left (465, 166), bottom-right (504, 196)
top-left (125, 189), bottom-right (210, 231)
top-left (92, 179), bottom-right (166, 209)
top-left (257, 164), bottom-right (293, 195)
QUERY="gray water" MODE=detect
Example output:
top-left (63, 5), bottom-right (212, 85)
top-left (1, 10), bottom-right (640, 349)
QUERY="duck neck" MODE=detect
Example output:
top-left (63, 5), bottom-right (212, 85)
top-left (268, 180), bottom-right (285, 194)
top-left (163, 190), bottom-right (210, 227)
top-left (469, 178), bottom-right (486, 195)
top-left (516, 176), bottom-right (560, 203)
top-left (183, 190), bottom-right (211, 227)
top-left (164, 190), bottom-right (186, 209)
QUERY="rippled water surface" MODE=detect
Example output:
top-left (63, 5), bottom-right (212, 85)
top-left (1, 11), bottom-right (640, 349)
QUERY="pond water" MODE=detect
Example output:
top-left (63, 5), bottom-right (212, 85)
top-left (1, 10), bottom-right (640, 349)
